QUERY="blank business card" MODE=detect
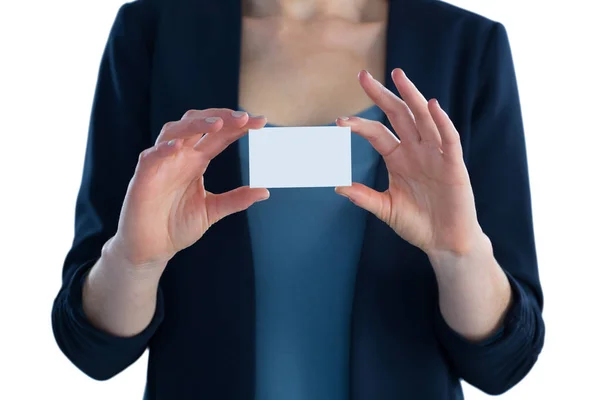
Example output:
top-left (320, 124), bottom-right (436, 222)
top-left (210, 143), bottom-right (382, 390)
top-left (248, 126), bottom-right (352, 188)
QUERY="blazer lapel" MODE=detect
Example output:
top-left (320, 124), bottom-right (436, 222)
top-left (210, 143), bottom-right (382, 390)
top-left (350, 1), bottom-right (422, 399)
top-left (151, 1), bottom-right (257, 397)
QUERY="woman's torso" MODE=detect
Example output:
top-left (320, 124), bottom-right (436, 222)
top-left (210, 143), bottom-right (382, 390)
top-left (145, 1), bottom-right (476, 398)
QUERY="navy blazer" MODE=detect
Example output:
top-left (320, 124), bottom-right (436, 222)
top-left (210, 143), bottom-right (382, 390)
top-left (52, 0), bottom-right (545, 399)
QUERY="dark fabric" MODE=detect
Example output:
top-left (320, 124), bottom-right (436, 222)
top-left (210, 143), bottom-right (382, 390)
top-left (51, 0), bottom-right (545, 399)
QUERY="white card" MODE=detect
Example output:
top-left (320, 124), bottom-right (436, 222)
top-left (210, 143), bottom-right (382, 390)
top-left (248, 126), bottom-right (352, 188)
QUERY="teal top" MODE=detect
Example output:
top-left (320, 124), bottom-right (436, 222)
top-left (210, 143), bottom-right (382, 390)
top-left (238, 106), bottom-right (384, 400)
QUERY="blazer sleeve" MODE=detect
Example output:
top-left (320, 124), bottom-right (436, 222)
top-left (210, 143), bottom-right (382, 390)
top-left (51, 0), bottom-right (165, 381)
top-left (433, 22), bottom-right (545, 395)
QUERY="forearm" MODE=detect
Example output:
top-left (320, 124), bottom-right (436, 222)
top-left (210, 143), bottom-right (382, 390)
top-left (82, 237), bottom-right (165, 337)
top-left (427, 233), bottom-right (512, 342)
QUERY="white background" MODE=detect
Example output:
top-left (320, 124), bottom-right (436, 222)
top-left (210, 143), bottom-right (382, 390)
top-left (1, 0), bottom-right (599, 399)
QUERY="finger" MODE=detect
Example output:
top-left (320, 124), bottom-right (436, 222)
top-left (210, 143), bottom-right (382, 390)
top-left (182, 108), bottom-right (250, 125)
top-left (336, 116), bottom-right (400, 158)
top-left (205, 186), bottom-right (270, 226)
top-left (135, 138), bottom-right (184, 179)
top-left (156, 117), bottom-right (224, 146)
top-left (391, 68), bottom-right (441, 146)
top-left (357, 70), bottom-right (421, 143)
top-left (335, 183), bottom-right (390, 223)
top-left (193, 115), bottom-right (267, 160)
top-left (158, 109), bottom-right (252, 145)
top-left (183, 109), bottom-right (260, 141)
top-left (428, 99), bottom-right (463, 161)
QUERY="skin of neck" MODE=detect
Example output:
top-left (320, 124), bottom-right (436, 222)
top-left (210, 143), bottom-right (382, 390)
top-left (245, 0), bottom-right (388, 22)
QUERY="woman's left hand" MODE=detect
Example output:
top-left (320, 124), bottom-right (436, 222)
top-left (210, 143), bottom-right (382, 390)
top-left (336, 68), bottom-right (486, 256)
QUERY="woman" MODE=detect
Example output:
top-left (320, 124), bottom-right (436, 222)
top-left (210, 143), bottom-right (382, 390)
top-left (52, 0), bottom-right (545, 399)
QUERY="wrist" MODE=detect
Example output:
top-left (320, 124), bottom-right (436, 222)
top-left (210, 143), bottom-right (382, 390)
top-left (427, 233), bottom-right (513, 341)
top-left (82, 238), bottom-right (164, 337)
top-left (104, 235), bottom-right (169, 271)
top-left (100, 236), bottom-right (167, 284)
top-left (426, 232), bottom-right (496, 283)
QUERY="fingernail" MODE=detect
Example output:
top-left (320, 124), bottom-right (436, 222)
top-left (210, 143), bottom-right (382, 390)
top-left (205, 117), bottom-right (220, 124)
top-left (232, 111), bottom-right (246, 118)
top-left (258, 190), bottom-right (270, 202)
top-left (338, 116), bottom-right (349, 121)
top-left (335, 187), bottom-right (348, 197)
top-left (167, 139), bottom-right (176, 146)
top-left (251, 115), bottom-right (265, 119)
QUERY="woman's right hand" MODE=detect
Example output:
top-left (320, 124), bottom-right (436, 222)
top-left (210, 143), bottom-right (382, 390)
top-left (107, 109), bottom-right (270, 270)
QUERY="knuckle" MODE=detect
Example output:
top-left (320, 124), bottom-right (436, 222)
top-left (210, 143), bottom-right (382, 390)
top-left (182, 109), bottom-right (199, 120)
top-left (162, 121), bottom-right (176, 132)
top-left (138, 147), bottom-right (153, 162)
top-left (159, 121), bottom-right (174, 135)
top-left (156, 121), bottom-right (176, 143)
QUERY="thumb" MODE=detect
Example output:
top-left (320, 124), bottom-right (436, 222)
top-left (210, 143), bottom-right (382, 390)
top-left (206, 186), bottom-right (270, 226)
top-left (335, 183), bottom-right (389, 222)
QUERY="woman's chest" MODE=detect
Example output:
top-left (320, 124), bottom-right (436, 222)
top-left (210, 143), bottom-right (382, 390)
top-left (238, 17), bottom-right (387, 126)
